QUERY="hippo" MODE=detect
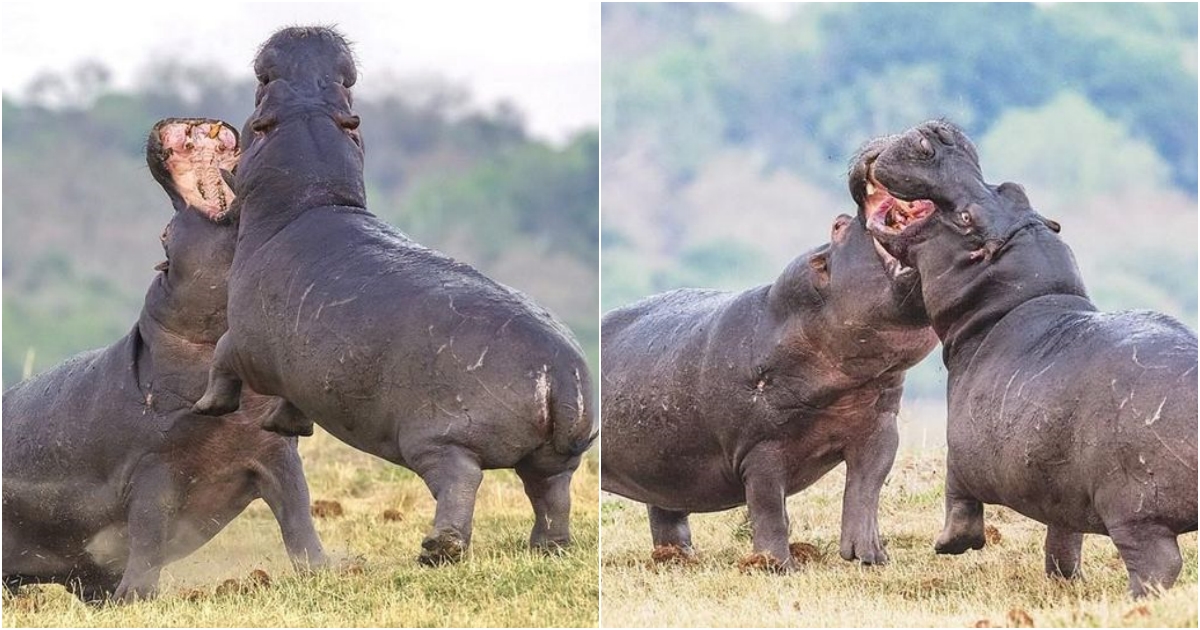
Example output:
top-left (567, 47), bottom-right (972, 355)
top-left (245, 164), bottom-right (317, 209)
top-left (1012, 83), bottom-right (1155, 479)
top-left (601, 212), bottom-right (937, 569)
top-left (2, 119), bottom-right (327, 603)
top-left (859, 120), bottom-right (1197, 597)
top-left (191, 27), bottom-right (595, 565)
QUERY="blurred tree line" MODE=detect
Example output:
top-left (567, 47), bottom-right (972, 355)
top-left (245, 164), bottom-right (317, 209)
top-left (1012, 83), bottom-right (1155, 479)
top-left (602, 3), bottom-right (1197, 401)
top-left (3, 63), bottom-right (598, 386)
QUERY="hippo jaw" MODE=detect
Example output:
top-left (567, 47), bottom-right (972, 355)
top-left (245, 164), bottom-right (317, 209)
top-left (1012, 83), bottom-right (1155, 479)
top-left (148, 120), bottom-right (240, 221)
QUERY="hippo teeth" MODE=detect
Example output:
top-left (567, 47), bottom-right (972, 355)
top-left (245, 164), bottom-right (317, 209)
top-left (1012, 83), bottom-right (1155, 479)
top-left (872, 236), bottom-right (912, 279)
top-left (864, 165), bottom-right (934, 235)
top-left (158, 120), bottom-right (240, 221)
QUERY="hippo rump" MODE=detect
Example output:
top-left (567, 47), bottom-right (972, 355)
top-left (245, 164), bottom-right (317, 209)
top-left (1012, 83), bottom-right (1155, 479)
top-left (2, 119), bottom-right (326, 603)
top-left (191, 27), bottom-right (596, 565)
top-left (601, 213), bottom-right (936, 569)
top-left (859, 120), bottom-right (1197, 597)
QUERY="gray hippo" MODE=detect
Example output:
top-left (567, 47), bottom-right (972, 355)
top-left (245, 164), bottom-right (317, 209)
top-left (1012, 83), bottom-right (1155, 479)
top-left (191, 27), bottom-right (595, 565)
top-left (2, 119), bottom-right (326, 603)
top-left (601, 212), bottom-right (937, 569)
top-left (860, 120), bottom-right (1197, 597)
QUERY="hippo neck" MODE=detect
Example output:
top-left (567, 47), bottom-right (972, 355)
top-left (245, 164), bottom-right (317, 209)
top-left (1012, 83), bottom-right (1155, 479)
top-left (234, 141), bottom-right (367, 254)
top-left (765, 256), bottom-right (930, 383)
top-left (920, 226), bottom-right (1091, 370)
top-left (136, 276), bottom-right (224, 404)
top-left (235, 185), bottom-right (367, 255)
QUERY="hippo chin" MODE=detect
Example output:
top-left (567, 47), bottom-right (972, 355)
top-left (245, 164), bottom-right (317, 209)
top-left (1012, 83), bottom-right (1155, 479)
top-left (862, 120), bottom-right (1197, 598)
top-left (601, 213), bottom-right (936, 569)
top-left (191, 27), bottom-right (596, 565)
top-left (2, 119), bottom-right (327, 604)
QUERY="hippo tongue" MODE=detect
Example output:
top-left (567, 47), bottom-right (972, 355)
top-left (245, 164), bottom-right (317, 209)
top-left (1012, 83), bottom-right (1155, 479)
top-left (160, 121), bottom-right (240, 220)
top-left (864, 169), bottom-right (935, 236)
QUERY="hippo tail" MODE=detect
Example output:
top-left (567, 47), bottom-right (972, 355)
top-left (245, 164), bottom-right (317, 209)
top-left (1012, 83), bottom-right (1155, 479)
top-left (537, 363), bottom-right (597, 457)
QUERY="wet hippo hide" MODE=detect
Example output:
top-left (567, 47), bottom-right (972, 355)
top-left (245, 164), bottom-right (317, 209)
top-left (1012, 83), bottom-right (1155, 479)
top-left (862, 120), bottom-right (1198, 597)
top-left (192, 27), bottom-right (596, 565)
top-left (2, 119), bottom-right (326, 603)
top-left (601, 213), bottom-right (936, 569)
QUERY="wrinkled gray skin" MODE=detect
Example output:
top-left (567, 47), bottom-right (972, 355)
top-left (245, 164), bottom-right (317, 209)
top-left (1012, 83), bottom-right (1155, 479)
top-left (192, 27), bottom-right (595, 565)
top-left (863, 120), bottom-right (1198, 597)
top-left (2, 119), bottom-right (326, 604)
top-left (602, 214), bottom-right (936, 569)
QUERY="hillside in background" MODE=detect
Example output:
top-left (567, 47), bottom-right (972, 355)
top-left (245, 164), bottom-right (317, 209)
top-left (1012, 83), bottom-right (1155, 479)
top-left (601, 3), bottom-right (1198, 401)
top-left (3, 64), bottom-right (598, 386)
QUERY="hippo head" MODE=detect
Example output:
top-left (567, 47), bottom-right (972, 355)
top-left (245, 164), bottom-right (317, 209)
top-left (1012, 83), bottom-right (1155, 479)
top-left (145, 119), bottom-right (242, 342)
top-left (791, 214), bottom-right (935, 374)
top-left (852, 120), bottom-right (1061, 269)
top-left (237, 26), bottom-right (365, 208)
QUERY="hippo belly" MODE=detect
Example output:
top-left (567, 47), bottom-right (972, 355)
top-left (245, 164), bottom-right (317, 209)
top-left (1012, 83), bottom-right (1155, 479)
top-left (948, 300), bottom-right (1199, 534)
top-left (227, 209), bottom-right (584, 469)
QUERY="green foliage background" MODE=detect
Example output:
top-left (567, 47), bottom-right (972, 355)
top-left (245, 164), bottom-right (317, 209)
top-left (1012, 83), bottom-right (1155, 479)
top-left (601, 3), bottom-right (1197, 402)
top-left (3, 65), bottom-right (598, 386)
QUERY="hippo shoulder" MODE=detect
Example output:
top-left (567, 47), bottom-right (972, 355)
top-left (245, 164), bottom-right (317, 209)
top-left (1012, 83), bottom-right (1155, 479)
top-left (602, 287), bottom-right (743, 340)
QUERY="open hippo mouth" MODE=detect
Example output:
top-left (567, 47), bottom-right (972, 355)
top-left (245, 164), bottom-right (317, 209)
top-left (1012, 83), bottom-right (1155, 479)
top-left (862, 157), bottom-right (937, 277)
top-left (157, 120), bottom-right (239, 221)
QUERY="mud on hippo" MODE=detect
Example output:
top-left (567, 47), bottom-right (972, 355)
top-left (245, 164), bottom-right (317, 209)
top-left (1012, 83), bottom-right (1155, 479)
top-left (3, 119), bottom-right (326, 603)
top-left (858, 120), bottom-right (1197, 597)
top-left (602, 210), bottom-right (936, 569)
top-left (192, 27), bottom-right (596, 565)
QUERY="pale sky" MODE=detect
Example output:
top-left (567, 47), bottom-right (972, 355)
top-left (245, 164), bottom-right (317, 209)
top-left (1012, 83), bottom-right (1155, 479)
top-left (1, 3), bottom-right (599, 144)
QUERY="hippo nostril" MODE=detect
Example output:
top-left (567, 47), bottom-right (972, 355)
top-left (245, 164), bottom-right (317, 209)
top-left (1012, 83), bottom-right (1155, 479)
top-left (934, 126), bottom-right (956, 146)
top-left (919, 136), bottom-right (933, 156)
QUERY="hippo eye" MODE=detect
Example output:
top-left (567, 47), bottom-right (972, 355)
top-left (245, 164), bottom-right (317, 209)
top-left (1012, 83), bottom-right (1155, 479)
top-left (337, 115), bottom-right (361, 131)
top-left (958, 211), bottom-right (972, 226)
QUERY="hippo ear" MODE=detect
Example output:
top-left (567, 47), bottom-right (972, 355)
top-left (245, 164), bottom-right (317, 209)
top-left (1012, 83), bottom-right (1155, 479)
top-left (997, 181), bottom-right (1031, 208)
top-left (1039, 216), bottom-right (1062, 233)
top-left (808, 252), bottom-right (830, 288)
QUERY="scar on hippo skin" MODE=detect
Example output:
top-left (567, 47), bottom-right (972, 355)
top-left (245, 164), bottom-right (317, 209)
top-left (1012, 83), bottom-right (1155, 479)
top-left (862, 119), bottom-right (1197, 598)
top-left (602, 210), bottom-right (935, 570)
top-left (2, 118), bottom-right (326, 604)
top-left (193, 26), bottom-right (596, 565)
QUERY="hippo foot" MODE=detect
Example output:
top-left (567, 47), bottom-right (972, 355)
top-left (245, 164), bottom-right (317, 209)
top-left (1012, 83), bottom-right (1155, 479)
top-left (192, 391), bottom-right (240, 417)
top-left (934, 526), bottom-right (985, 555)
top-left (261, 417), bottom-right (314, 437)
top-left (110, 583), bottom-right (156, 605)
top-left (651, 544), bottom-right (697, 565)
top-left (840, 536), bottom-right (889, 565)
top-left (418, 531), bottom-right (468, 566)
top-left (531, 537), bottom-right (572, 555)
top-left (260, 399), bottom-right (314, 437)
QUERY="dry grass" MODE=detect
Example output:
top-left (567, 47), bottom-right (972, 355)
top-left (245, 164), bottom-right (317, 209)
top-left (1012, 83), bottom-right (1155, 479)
top-left (599, 450), bottom-right (1198, 627)
top-left (4, 429), bottom-right (599, 627)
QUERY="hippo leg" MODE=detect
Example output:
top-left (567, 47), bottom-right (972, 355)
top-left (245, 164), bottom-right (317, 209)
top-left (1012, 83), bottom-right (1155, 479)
top-left (261, 399), bottom-right (315, 437)
top-left (647, 506), bottom-right (695, 556)
top-left (514, 462), bottom-right (574, 552)
top-left (414, 446), bottom-right (483, 566)
top-left (1044, 526), bottom-right (1084, 579)
top-left (259, 445), bottom-right (328, 571)
top-left (192, 332), bottom-right (243, 416)
top-left (70, 573), bottom-right (120, 606)
top-left (112, 465), bottom-right (174, 603)
top-left (934, 466), bottom-right (985, 554)
top-left (742, 447), bottom-right (795, 570)
top-left (839, 412), bottom-right (898, 565)
top-left (1109, 522), bottom-right (1182, 598)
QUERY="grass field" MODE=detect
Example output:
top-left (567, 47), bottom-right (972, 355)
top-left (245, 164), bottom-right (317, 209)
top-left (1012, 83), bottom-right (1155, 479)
top-left (4, 430), bottom-right (599, 627)
top-left (599, 450), bottom-right (1198, 628)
